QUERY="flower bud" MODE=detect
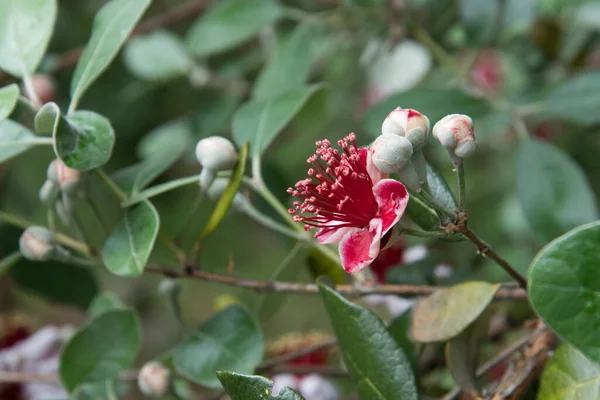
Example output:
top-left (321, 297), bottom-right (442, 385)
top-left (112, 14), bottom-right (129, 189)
top-left (19, 226), bottom-right (54, 261)
top-left (205, 177), bottom-right (250, 212)
top-left (371, 134), bottom-right (413, 174)
top-left (47, 160), bottom-right (58, 183)
top-left (381, 107), bottom-right (430, 150)
top-left (432, 114), bottom-right (476, 163)
top-left (138, 361), bottom-right (171, 398)
top-left (55, 159), bottom-right (81, 194)
top-left (195, 137), bottom-right (238, 172)
top-left (39, 180), bottom-right (59, 205)
top-left (298, 374), bottom-right (339, 400)
top-left (158, 278), bottom-right (181, 297)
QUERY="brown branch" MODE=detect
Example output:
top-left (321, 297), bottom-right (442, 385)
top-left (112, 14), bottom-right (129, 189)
top-left (0, 371), bottom-right (58, 384)
top-left (461, 227), bottom-right (528, 289)
top-left (145, 265), bottom-right (528, 300)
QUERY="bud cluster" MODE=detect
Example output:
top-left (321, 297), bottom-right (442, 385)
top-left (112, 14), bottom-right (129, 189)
top-left (372, 107), bottom-right (477, 188)
top-left (39, 159), bottom-right (82, 215)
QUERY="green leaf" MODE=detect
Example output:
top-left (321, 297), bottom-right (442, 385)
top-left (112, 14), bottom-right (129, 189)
top-left (516, 138), bottom-right (597, 243)
top-left (217, 372), bottom-right (306, 400)
top-left (88, 292), bottom-right (124, 316)
top-left (49, 104), bottom-right (116, 171)
top-left (103, 200), bottom-right (159, 276)
top-left (405, 191), bottom-right (439, 231)
top-left (387, 311), bottom-right (418, 376)
top-left (253, 22), bottom-right (323, 99)
top-left (529, 221), bottom-right (600, 366)
top-left (232, 85), bottom-right (322, 157)
top-left (0, 84), bottom-right (19, 120)
top-left (0, 119), bottom-right (36, 162)
top-left (174, 305), bottom-right (263, 389)
top-left (200, 142), bottom-right (248, 239)
top-left (11, 260), bottom-right (98, 309)
top-left (411, 282), bottom-right (499, 343)
top-left (445, 312), bottom-right (490, 395)
top-left (60, 309), bottom-right (141, 392)
top-left (124, 30), bottom-right (192, 81)
top-left (70, 0), bottom-right (151, 110)
top-left (0, 0), bottom-right (57, 77)
top-left (538, 343), bottom-right (600, 400)
top-left (136, 119), bottom-right (192, 160)
top-left (363, 89), bottom-right (490, 138)
top-left (318, 282), bottom-right (418, 400)
top-left (0, 251), bottom-right (22, 276)
top-left (185, 0), bottom-right (283, 57)
top-left (544, 72), bottom-right (600, 125)
top-left (427, 164), bottom-right (457, 209)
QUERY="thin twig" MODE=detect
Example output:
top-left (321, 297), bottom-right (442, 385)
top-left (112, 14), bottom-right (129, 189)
top-left (145, 265), bottom-right (527, 300)
top-left (460, 228), bottom-right (528, 289)
top-left (441, 326), bottom-right (548, 400)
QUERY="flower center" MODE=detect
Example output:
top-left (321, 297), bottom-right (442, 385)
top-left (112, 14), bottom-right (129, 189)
top-left (288, 133), bottom-right (379, 235)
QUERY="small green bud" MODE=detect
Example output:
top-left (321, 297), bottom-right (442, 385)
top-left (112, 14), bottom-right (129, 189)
top-left (19, 226), bottom-right (54, 261)
top-left (195, 137), bottom-right (238, 172)
top-left (138, 361), bottom-right (171, 398)
top-left (39, 180), bottom-right (59, 205)
top-left (371, 134), bottom-right (413, 174)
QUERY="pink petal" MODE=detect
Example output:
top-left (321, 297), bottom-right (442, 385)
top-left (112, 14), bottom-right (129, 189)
top-left (358, 148), bottom-right (387, 184)
top-left (316, 225), bottom-right (353, 244)
top-left (373, 179), bottom-right (409, 234)
top-left (339, 219), bottom-right (383, 274)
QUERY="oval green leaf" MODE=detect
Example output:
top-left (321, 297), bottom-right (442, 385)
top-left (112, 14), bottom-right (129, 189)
top-left (59, 309), bottom-right (141, 392)
top-left (217, 372), bottom-right (306, 400)
top-left (411, 282), bottom-right (499, 343)
top-left (405, 193), bottom-right (439, 231)
top-left (427, 164), bottom-right (457, 209)
top-left (363, 89), bottom-right (490, 138)
top-left (185, 0), bottom-right (283, 57)
top-left (318, 282), bottom-right (418, 400)
top-left (543, 72), bottom-right (600, 125)
top-left (103, 200), bottom-right (159, 276)
top-left (529, 221), bottom-right (600, 365)
top-left (70, 0), bottom-right (151, 111)
top-left (232, 85), bottom-right (322, 158)
top-left (0, 84), bottom-right (19, 120)
top-left (538, 343), bottom-right (600, 400)
top-left (124, 30), bottom-right (192, 81)
top-left (52, 107), bottom-right (116, 171)
top-left (174, 305), bottom-right (264, 389)
top-left (516, 138), bottom-right (597, 244)
top-left (0, 0), bottom-right (57, 77)
top-left (253, 22), bottom-right (323, 100)
top-left (88, 292), bottom-right (124, 316)
top-left (200, 141), bottom-right (248, 239)
top-left (0, 119), bottom-right (36, 162)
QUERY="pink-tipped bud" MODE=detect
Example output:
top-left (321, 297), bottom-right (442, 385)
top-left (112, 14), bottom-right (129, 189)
top-left (54, 159), bottom-right (81, 194)
top-left (195, 137), bottom-right (238, 172)
top-left (30, 74), bottom-right (57, 104)
top-left (371, 134), bottom-right (413, 174)
top-left (432, 114), bottom-right (476, 161)
top-left (19, 226), bottom-right (54, 261)
top-left (381, 107), bottom-right (430, 149)
top-left (39, 180), bottom-right (59, 205)
top-left (138, 361), bottom-right (171, 397)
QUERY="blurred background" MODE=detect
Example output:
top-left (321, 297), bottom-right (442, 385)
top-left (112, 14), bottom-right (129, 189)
top-left (1, 0), bottom-right (599, 398)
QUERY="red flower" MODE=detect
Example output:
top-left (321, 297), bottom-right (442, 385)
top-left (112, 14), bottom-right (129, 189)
top-left (288, 133), bottom-right (409, 273)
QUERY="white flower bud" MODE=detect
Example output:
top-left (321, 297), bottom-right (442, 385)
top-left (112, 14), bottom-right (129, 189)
top-left (30, 74), bottom-right (57, 104)
top-left (381, 107), bottom-right (430, 150)
top-left (432, 114), bottom-right (476, 163)
top-left (371, 134), bottom-right (413, 174)
top-left (205, 177), bottom-right (250, 212)
top-left (195, 137), bottom-right (238, 172)
top-left (19, 226), bottom-right (54, 261)
top-left (39, 180), bottom-right (59, 205)
top-left (138, 361), bottom-right (171, 398)
top-left (298, 374), bottom-right (339, 400)
top-left (55, 159), bottom-right (81, 194)
top-left (47, 160), bottom-right (58, 183)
